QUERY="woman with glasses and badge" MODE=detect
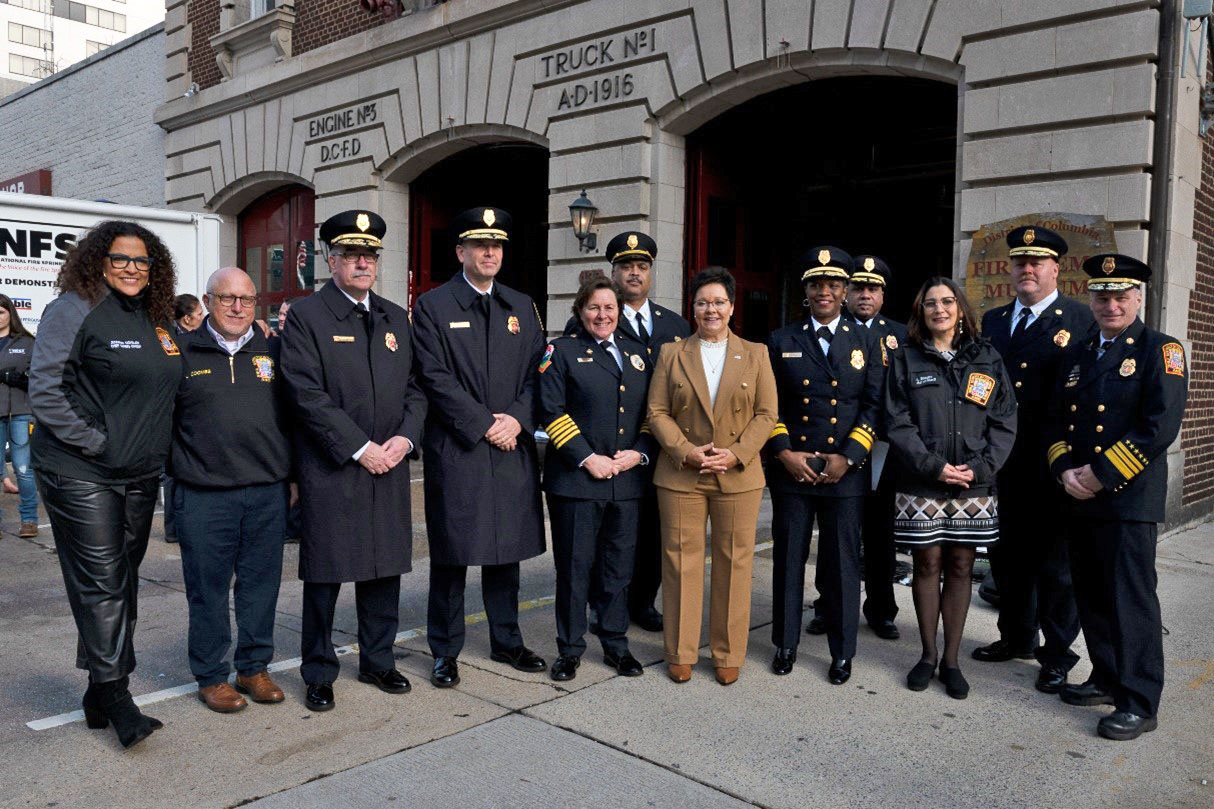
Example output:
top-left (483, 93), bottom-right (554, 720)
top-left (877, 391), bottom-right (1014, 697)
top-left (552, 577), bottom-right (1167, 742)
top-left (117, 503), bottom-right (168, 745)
top-left (884, 277), bottom-right (1016, 699)
top-left (29, 221), bottom-right (183, 748)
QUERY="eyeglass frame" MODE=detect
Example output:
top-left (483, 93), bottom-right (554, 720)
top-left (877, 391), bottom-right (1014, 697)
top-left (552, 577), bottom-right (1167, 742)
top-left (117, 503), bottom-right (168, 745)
top-left (105, 253), bottom-right (153, 272)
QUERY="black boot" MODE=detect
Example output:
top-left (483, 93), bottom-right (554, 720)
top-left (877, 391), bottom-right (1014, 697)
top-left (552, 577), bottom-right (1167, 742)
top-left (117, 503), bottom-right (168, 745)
top-left (93, 677), bottom-right (160, 748)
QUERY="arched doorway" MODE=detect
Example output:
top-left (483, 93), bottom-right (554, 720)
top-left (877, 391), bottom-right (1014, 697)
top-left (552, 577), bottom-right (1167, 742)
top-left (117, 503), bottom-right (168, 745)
top-left (685, 76), bottom-right (957, 340)
top-left (408, 143), bottom-right (548, 308)
top-left (238, 184), bottom-right (316, 324)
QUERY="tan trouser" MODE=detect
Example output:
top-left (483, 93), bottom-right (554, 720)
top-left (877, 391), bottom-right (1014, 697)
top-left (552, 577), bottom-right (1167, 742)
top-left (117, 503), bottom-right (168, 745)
top-left (657, 477), bottom-right (763, 668)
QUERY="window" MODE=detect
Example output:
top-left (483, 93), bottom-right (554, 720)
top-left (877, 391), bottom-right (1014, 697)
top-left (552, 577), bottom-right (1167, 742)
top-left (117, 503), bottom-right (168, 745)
top-left (7, 0), bottom-right (52, 12)
top-left (85, 39), bottom-right (106, 56)
top-left (49, 1), bottom-right (126, 31)
top-left (8, 53), bottom-right (53, 78)
top-left (8, 23), bottom-right (53, 49)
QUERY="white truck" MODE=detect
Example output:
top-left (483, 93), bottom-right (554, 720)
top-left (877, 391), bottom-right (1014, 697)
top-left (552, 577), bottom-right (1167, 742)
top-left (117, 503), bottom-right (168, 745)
top-left (0, 193), bottom-right (222, 332)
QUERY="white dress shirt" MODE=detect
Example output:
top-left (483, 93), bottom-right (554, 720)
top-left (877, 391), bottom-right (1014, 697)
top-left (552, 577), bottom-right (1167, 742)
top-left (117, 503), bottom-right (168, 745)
top-left (1010, 289), bottom-right (1059, 335)
top-left (205, 320), bottom-right (255, 356)
top-left (621, 299), bottom-right (652, 338)
top-left (813, 314), bottom-right (841, 356)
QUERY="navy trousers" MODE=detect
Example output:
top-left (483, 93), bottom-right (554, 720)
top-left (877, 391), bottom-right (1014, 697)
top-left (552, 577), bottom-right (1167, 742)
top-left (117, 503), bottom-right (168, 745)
top-left (301, 575), bottom-right (401, 684)
top-left (176, 481), bottom-right (286, 687)
top-left (427, 562), bottom-right (524, 658)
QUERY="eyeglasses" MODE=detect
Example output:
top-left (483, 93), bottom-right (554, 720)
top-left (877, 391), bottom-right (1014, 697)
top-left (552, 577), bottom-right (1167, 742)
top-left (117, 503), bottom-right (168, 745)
top-left (336, 252), bottom-right (379, 265)
top-left (693, 298), bottom-right (731, 310)
top-left (213, 294), bottom-right (258, 307)
top-left (922, 297), bottom-right (957, 310)
top-left (106, 254), bottom-right (152, 272)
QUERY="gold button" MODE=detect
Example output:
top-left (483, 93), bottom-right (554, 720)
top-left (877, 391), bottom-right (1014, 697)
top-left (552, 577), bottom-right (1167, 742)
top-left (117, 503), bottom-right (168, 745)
top-left (830, 417), bottom-right (837, 424)
top-left (803, 379), bottom-right (810, 386)
top-left (1094, 446), bottom-right (1102, 453)
top-left (1014, 381), bottom-right (1022, 388)
top-left (619, 407), bottom-right (625, 413)
top-left (741, 382), bottom-right (748, 388)
top-left (1070, 405), bottom-right (1077, 412)
top-left (619, 385), bottom-right (626, 392)
top-left (830, 399), bottom-right (837, 406)
top-left (1096, 425), bottom-right (1103, 433)
top-left (734, 407), bottom-right (740, 413)
top-left (799, 436), bottom-right (807, 442)
top-left (802, 397), bottom-right (810, 405)
top-left (684, 427), bottom-right (690, 433)
top-left (1020, 362), bottom-right (1027, 369)
top-left (730, 430), bottom-right (736, 436)
top-left (831, 380), bottom-right (838, 387)
top-left (801, 416), bottom-right (809, 422)
top-left (677, 382), bottom-right (683, 388)
top-left (827, 436), bottom-right (835, 444)
top-left (1068, 424), bottom-right (1074, 431)
top-left (618, 428), bottom-right (625, 435)
top-left (1097, 405), bottom-right (1105, 412)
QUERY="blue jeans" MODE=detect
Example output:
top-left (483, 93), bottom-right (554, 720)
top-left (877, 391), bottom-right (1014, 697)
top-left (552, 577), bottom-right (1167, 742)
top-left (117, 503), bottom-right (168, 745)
top-left (1, 415), bottom-right (38, 523)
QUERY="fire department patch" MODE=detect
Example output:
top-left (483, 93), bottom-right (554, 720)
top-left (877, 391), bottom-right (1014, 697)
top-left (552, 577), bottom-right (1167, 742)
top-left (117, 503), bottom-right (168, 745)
top-left (252, 355), bottom-right (274, 382)
top-left (1163, 342), bottom-right (1185, 376)
top-left (538, 343), bottom-right (554, 374)
top-left (850, 349), bottom-right (865, 370)
top-left (1053, 329), bottom-right (1070, 348)
top-left (155, 327), bottom-right (179, 356)
top-left (964, 372), bottom-right (996, 406)
top-left (507, 315), bottom-right (521, 334)
top-left (1120, 358), bottom-right (1136, 377)
top-left (385, 331), bottom-right (398, 352)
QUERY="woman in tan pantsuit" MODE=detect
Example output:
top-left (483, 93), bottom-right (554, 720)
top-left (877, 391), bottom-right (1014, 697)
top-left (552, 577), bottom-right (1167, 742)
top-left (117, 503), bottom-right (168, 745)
top-left (647, 267), bottom-right (778, 685)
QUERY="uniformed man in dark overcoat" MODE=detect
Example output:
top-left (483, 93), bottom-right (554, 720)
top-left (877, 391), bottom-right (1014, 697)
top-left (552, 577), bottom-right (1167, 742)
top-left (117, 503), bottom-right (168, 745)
top-left (1046, 254), bottom-right (1187, 741)
top-left (279, 210), bottom-right (427, 711)
top-left (412, 207), bottom-right (547, 688)
top-left (975, 225), bottom-right (1094, 695)
top-left (766, 246), bottom-right (885, 684)
top-left (562, 231), bottom-right (690, 632)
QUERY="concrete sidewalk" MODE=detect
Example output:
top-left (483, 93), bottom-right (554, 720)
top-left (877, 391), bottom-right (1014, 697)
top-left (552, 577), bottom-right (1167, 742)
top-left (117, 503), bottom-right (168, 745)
top-left (0, 497), bottom-right (1211, 809)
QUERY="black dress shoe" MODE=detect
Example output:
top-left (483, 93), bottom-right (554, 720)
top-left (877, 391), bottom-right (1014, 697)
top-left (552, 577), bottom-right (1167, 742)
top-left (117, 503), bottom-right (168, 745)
top-left (490, 646), bottom-right (546, 672)
top-left (939, 666), bottom-right (969, 699)
top-left (1035, 665), bottom-right (1068, 694)
top-left (971, 639), bottom-right (1035, 662)
top-left (827, 658), bottom-right (851, 685)
top-left (630, 606), bottom-right (663, 632)
top-left (906, 660), bottom-right (936, 691)
top-left (431, 656), bottom-right (460, 688)
top-left (550, 655), bottom-right (580, 681)
top-left (771, 647), bottom-right (797, 676)
top-left (868, 619), bottom-right (900, 640)
top-left (358, 668), bottom-right (412, 694)
top-left (1097, 710), bottom-right (1158, 741)
top-left (305, 683), bottom-right (335, 712)
top-left (604, 651), bottom-right (644, 677)
top-left (805, 615), bottom-right (827, 635)
top-left (1060, 680), bottom-right (1114, 706)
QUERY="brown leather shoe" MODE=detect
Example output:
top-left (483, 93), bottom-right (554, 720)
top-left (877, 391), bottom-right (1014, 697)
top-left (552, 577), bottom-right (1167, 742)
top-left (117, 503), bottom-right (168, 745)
top-left (235, 671), bottom-right (285, 703)
top-left (18, 523), bottom-right (37, 538)
top-left (715, 666), bottom-right (740, 686)
top-left (667, 663), bottom-right (692, 683)
top-left (198, 682), bottom-right (247, 712)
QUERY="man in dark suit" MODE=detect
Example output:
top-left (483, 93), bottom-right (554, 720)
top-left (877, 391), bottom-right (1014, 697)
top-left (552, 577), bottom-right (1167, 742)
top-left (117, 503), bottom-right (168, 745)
top-left (279, 210), bottom-right (427, 712)
top-left (766, 247), bottom-right (885, 685)
top-left (1047, 254), bottom-right (1187, 740)
top-left (412, 207), bottom-right (548, 688)
top-left (976, 225), bottom-right (1094, 695)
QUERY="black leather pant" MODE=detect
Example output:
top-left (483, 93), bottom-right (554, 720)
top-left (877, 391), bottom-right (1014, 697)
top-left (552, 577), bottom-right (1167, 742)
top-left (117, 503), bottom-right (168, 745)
top-left (37, 471), bottom-right (159, 683)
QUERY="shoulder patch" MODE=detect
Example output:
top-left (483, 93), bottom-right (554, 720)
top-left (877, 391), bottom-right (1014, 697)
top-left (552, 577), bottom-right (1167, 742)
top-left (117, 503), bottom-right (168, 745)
top-left (538, 343), bottom-right (555, 374)
top-left (1163, 342), bottom-right (1185, 376)
top-left (964, 372), bottom-right (996, 406)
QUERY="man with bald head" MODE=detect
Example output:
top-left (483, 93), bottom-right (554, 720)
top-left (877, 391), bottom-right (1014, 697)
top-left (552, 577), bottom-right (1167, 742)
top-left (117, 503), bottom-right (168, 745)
top-left (169, 267), bottom-right (293, 713)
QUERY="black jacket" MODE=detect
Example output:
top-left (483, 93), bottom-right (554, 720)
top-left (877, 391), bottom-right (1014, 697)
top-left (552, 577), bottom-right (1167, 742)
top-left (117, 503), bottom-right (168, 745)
top-left (1045, 319), bottom-right (1187, 523)
top-left (0, 333), bottom-right (33, 417)
top-left (169, 320), bottom-right (291, 489)
top-left (884, 337), bottom-right (1018, 498)
top-left (765, 316), bottom-right (885, 498)
top-left (30, 289), bottom-right (182, 484)
top-left (539, 329), bottom-right (655, 501)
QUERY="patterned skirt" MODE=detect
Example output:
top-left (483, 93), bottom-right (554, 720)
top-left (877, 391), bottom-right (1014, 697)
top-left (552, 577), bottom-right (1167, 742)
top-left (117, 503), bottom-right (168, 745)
top-left (892, 493), bottom-right (999, 546)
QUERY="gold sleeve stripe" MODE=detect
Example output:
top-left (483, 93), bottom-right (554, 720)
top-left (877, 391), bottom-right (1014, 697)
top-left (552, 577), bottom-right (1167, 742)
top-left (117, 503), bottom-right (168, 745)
top-left (549, 426), bottom-right (582, 449)
top-left (1047, 441), bottom-right (1069, 465)
top-left (769, 422), bottom-right (789, 439)
top-left (1110, 442), bottom-right (1145, 473)
top-left (1106, 442), bottom-right (1146, 479)
top-left (1104, 446), bottom-right (1137, 481)
top-left (546, 415), bottom-right (575, 434)
top-left (547, 421), bottom-right (579, 441)
top-left (639, 421), bottom-right (652, 435)
top-left (848, 427), bottom-right (875, 452)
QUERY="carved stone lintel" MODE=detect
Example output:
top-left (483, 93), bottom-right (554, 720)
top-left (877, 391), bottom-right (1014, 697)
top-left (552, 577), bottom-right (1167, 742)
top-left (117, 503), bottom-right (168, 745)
top-left (209, 6), bottom-right (296, 81)
top-left (270, 26), bottom-right (291, 61)
top-left (214, 46), bottom-right (234, 81)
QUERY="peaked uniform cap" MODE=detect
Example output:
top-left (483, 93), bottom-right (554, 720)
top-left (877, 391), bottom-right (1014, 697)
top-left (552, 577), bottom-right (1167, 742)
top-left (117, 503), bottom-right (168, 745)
top-left (801, 245), bottom-right (853, 282)
top-left (454, 207), bottom-right (511, 242)
top-left (605, 231), bottom-right (657, 264)
top-left (319, 210), bottom-right (386, 249)
top-left (849, 255), bottom-right (892, 287)
top-left (1083, 253), bottom-right (1151, 291)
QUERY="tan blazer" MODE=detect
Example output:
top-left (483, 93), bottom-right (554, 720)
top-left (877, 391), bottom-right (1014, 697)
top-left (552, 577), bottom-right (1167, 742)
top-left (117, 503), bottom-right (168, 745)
top-left (646, 331), bottom-right (778, 493)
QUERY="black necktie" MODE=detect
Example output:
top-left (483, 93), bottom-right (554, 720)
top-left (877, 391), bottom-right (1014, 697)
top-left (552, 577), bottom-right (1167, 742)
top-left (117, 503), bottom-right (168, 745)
top-left (600, 340), bottom-right (621, 370)
top-left (1099, 339), bottom-right (1114, 357)
top-left (1010, 308), bottom-right (1030, 343)
top-left (355, 302), bottom-right (371, 337)
top-left (636, 313), bottom-right (650, 343)
top-left (478, 294), bottom-right (491, 349)
top-left (816, 326), bottom-right (833, 342)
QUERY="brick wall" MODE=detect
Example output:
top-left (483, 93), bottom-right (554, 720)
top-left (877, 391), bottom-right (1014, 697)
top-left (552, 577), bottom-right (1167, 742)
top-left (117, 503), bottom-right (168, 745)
top-left (1182, 64), bottom-right (1214, 505)
top-left (293, 0), bottom-right (389, 56)
top-left (188, 0), bottom-right (223, 91)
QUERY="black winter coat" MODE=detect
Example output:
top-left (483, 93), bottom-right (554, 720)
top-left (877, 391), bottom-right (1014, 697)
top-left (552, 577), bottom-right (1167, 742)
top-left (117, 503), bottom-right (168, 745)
top-left (884, 337), bottom-right (1018, 499)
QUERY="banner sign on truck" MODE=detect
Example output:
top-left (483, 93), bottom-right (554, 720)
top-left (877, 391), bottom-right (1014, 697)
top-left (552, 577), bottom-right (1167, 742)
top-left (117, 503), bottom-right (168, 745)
top-left (0, 219), bottom-right (81, 331)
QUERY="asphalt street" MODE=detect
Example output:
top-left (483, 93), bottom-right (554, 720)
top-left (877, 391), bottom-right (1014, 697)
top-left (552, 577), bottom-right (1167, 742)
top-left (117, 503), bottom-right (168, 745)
top-left (0, 484), bottom-right (1211, 809)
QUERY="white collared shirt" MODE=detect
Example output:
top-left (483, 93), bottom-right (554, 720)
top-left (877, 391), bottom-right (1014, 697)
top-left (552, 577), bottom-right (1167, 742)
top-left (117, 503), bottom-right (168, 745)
top-left (205, 320), bottom-right (255, 356)
top-left (598, 333), bottom-right (623, 370)
top-left (622, 299), bottom-right (652, 338)
top-left (462, 272), bottom-right (494, 297)
top-left (1010, 289), bottom-right (1059, 335)
top-left (813, 314), bottom-right (841, 356)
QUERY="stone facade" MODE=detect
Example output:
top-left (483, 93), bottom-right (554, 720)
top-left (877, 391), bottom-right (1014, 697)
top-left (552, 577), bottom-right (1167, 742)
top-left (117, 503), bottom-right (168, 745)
top-left (0, 24), bottom-right (166, 207)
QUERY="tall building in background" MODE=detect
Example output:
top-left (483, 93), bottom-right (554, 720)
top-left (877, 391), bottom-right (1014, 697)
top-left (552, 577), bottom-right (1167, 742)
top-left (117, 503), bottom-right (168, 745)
top-left (0, 0), bottom-right (162, 96)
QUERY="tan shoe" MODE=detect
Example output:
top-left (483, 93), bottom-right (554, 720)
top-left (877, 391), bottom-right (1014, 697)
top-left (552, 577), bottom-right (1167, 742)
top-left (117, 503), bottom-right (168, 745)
top-left (18, 523), bottom-right (37, 538)
top-left (235, 671), bottom-right (285, 703)
top-left (667, 663), bottom-right (692, 683)
top-left (714, 666), bottom-right (739, 686)
top-left (198, 682), bottom-right (247, 712)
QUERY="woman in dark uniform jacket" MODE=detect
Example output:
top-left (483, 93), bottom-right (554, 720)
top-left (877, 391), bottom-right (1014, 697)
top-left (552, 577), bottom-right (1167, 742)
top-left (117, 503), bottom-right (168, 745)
top-left (885, 277), bottom-right (1017, 699)
top-left (29, 221), bottom-right (182, 748)
top-left (0, 293), bottom-right (38, 537)
top-left (539, 276), bottom-right (653, 682)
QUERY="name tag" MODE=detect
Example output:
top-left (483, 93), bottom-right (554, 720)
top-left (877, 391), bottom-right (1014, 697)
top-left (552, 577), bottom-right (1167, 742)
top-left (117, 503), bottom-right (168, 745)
top-left (7, 348), bottom-right (25, 354)
top-left (189, 368), bottom-right (211, 378)
top-left (332, 335), bottom-right (355, 343)
top-left (449, 321), bottom-right (471, 329)
top-left (782, 352), bottom-right (802, 358)
top-left (911, 373), bottom-right (939, 387)
top-left (576, 357), bottom-right (594, 363)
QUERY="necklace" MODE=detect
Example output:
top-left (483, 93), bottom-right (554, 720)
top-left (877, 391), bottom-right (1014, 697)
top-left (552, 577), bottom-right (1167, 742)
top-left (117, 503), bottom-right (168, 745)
top-left (701, 339), bottom-right (727, 373)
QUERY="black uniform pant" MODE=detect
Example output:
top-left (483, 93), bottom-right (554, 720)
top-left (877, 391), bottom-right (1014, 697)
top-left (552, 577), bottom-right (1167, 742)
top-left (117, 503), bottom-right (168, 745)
top-left (427, 562), bottom-right (524, 658)
top-left (626, 492), bottom-right (662, 616)
top-left (860, 468), bottom-right (899, 624)
top-left (1068, 518), bottom-right (1163, 718)
top-left (990, 488), bottom-right (1080, 671)
top-left (772, 491), bottom-right (863, 659)
top-left (37, 471), bottom-right (159, 682)
top-left (301, 576), bottom-right (400, 685)
top-left (548, 495), bottom-right (638, 657)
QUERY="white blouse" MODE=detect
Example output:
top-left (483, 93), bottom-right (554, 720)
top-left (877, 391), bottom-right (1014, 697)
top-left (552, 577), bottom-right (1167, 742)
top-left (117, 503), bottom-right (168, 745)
top-left (700, 338), bottom-right (729, 408)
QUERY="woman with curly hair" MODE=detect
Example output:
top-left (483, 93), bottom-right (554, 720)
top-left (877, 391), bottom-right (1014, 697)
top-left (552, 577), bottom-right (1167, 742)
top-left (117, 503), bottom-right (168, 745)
top-left (29, 220), bottom-right (182, 748)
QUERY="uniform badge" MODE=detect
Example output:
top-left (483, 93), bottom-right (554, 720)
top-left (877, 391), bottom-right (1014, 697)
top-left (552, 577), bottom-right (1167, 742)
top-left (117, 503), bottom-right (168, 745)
top-left (483, 208), bottom-right (496, 227)
top-left (818, 249), bottom-right (831, 265)
top-left (155, 327), bottom-right (179, 356)
top-left (1162, 342), bottom-right (1185, 376)
top-left (507, 315), bottom-right (520, 334)
top-left (251, 355), bottom-right (274, 382)
top-left (356, 213), bottom-right (370, 232)
top-left (1023, 228), bottom-right (1036, 245)
top-left (1065, 363), bottom-right (1080, 388)
top-left (885, 334), bottom-right (899, 351)
top-left (1053, 329), bottom-right (1071, 348)
top-left (384, 332), bottom-right (398, 352)
top-left (626, 234), bottom-right (639, 250)
top-left (538, 343), bottom-right (554, 374)
top-left (630, 354), bottom-right (645, 372)
top-left (1102, 256), bottom-right (1117, 275)
top-left (850, 349), bottom-right (865, 370)
top-left (863, 257), bottom-right (876, 271)
top-left (964, 372), bottom-right (996, 406)
top-left (1120, 358), bottom-right (1136, 377)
